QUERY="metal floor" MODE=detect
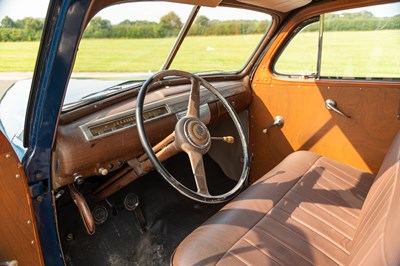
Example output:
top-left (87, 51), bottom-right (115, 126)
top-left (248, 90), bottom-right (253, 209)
top-left (58, 153), bottom-right (235, 266)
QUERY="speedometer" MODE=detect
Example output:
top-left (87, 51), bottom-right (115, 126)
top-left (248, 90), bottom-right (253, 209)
top-left (80, 105), bottom-right (170, 141)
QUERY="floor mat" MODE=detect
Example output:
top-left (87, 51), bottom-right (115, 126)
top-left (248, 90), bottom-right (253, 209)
top-left (58, 154), bottom-right (236, 266)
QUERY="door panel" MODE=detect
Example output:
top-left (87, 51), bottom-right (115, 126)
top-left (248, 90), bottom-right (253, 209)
top-left (248, 0), bottom-right (400, 182)
top-left (249, 75), bottom-right (400, 181)
top-left (0, 132), bottom-right (44, 265)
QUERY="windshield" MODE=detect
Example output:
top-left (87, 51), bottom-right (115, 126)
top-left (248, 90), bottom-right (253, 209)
top-left (71, 2), bottom-right (192, 81)
top-left (65, 2), bottom-right (272, 109)
top-left (171, 6), bottom-right (271, 73)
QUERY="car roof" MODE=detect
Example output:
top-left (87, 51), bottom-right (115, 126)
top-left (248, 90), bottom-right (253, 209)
top-left (86, 0), bottom-right (316, 26)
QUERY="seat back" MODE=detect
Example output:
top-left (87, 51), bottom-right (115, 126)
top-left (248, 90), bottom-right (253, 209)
top-left (349, 130), bottom-right (400, 265)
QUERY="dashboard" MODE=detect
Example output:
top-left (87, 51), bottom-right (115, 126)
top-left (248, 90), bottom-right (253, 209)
top-left (52, 79), bottom-right (251, 189)
top-left (80, 105), bottom-right (171, 141)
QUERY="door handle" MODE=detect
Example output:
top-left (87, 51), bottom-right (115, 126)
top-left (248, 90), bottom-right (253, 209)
top-left (263, 116), bottom-right (284, 134)
top-left (325, 99), bottom-right (351, 118)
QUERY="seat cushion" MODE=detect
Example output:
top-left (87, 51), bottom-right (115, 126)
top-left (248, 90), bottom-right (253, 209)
top-left (172, 151), bottom-right (375, 266)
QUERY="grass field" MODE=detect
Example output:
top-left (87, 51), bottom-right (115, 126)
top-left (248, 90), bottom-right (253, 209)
top-left (0, 30), bottom-right (399, 77)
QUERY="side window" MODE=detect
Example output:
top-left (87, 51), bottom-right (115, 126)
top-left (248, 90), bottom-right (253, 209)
top-left (274, 20), bottom-right (319, 77)
top-left (274, 2), bottom-right (400, 79)
top-left (320, 3), bottom-right (400, 78)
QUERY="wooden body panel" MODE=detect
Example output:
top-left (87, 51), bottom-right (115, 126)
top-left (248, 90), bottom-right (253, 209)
top-left (0, 132), bottom-right (44, 265)
top-left (249, 0), bottom-right (400, 181)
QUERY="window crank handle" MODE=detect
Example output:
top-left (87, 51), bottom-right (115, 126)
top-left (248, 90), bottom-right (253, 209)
top-left (325, 99), bottom-right (351, 118)
top-left (263, 116), bottom-right (284, 134)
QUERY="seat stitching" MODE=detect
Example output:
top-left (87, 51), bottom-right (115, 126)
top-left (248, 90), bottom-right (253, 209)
top-left (382, 160), bottom-right (399, 265)
top-left (319, 159), bottom-right (373, 187)
top-left (264, 215), bottom-right (338, 264)
top-left (214, 155), bottom-right (322, 265)
top-left (290, 189), bottom-right (357, 230)
top-left (275, 205), bottom-right (350, 256)
top-left (241, 238), bottom-right (283, 265)
top-left (221, 251), bottom-right (249, 266)
top-left (322, 174), bottom-right (366, 197)
top-left (253, 225), bottom-right (314, 264)
top-left (268, 214), bottom-right (343, 264)
top-left (318, 169), bottom-right (368, 198)
top-left (293, 184), bottom-right (359, 219)
top-left (284, 193), bottom-right (353, 240)
top-left (354, 178), bottom-right (392, 237)
top-left (352, 181), bottom-right (393, 252)
top-left (312, 179), bottom-right (360, 207)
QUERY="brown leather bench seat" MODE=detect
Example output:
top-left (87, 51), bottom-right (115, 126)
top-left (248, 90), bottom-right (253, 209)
top-left (172, 131), bottom-right (400, 265)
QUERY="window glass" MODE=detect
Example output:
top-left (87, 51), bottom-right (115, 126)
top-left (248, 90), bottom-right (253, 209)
top-left (320, 2), bottom-right (400, 78)
top-left (170, 7), bottom-right (272, 73)
top-left (72, 2), bottom-right (192, 80)
top-left (0, 0), bottom-right (49, 94)
top-left (274, 2), bottom-right (400, 79)
top-left (274, 21), bottom-right (319, 76)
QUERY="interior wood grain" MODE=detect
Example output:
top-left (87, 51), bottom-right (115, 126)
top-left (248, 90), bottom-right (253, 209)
top-left (248, 0), bottom-right (400, 182)
top-left (249, 79), bottom-right (400, 181)
top-left (53, 87), bottom-right (251, 189)
top-left (0, 132), bottom-right (44, 266)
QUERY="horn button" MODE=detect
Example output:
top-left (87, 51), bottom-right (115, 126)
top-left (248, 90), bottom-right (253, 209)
top-left (175, 118), bottom-right (211, 153)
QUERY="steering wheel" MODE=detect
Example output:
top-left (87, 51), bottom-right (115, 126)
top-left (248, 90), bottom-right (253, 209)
top-left (136, 70), bottom-right (249, 203)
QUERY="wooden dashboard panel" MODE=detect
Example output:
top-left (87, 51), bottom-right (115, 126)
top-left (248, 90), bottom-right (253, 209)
top-left (52, 80), bottom-right (251, 189)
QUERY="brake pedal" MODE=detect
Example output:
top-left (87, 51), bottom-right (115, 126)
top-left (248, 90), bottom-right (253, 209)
top-left (124, 193), bottom-right (147, 233)
top-left (92, 205), bottom-right (109, 225)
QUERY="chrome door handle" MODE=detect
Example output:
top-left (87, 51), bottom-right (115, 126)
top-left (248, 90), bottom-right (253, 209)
top-left (325, 99), bottom-right (351, 118)
top-left (263, 116), bottom-right (284, 134)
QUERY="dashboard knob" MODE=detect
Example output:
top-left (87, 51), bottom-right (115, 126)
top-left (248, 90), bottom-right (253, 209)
top-left (98, 167), bottom-right (108, 176)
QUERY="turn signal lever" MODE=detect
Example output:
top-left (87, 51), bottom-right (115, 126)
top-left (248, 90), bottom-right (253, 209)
top-left (211, 136), bottom-right (235, 144)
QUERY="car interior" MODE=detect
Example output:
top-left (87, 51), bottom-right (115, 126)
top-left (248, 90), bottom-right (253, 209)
top-left (47, 0), bottom-right (400, 265)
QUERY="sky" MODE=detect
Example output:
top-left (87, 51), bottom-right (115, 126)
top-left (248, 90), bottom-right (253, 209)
top-left (0, 0), bottom-right (399, 24)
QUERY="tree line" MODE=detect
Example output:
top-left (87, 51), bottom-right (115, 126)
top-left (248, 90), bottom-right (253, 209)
top-left (0, 16), bottom-right (44, 41)
top-left (1, 10), bottom-right (399, 42)
top-left (304, 11), bottom-right (399, 31)
top-left (82, 12), bottom-right (271, 39)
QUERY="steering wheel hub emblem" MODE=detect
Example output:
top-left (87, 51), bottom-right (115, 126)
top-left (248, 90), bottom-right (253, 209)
top-left (193, 123), bottom-right (207, 139)
top-left (183, 119), bottom-right (211, 151)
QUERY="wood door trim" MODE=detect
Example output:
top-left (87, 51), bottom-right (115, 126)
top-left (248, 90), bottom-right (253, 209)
top-left (248, 0), bottom-right (400, 181)
top-left (0, 133), bottom-right (44, 265)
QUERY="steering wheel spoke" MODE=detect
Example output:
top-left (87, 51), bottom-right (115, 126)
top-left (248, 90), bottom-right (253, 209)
top-left (186, 150), bottom-right (209, 196)
top-left (186, 78), bottom-right (200, 118)
top-left (136, 69), bottom-right (249, 203)
top-left (139, 140), bottom-right (179, 173)
top-left (138, 132), bottom-right (175, 162)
